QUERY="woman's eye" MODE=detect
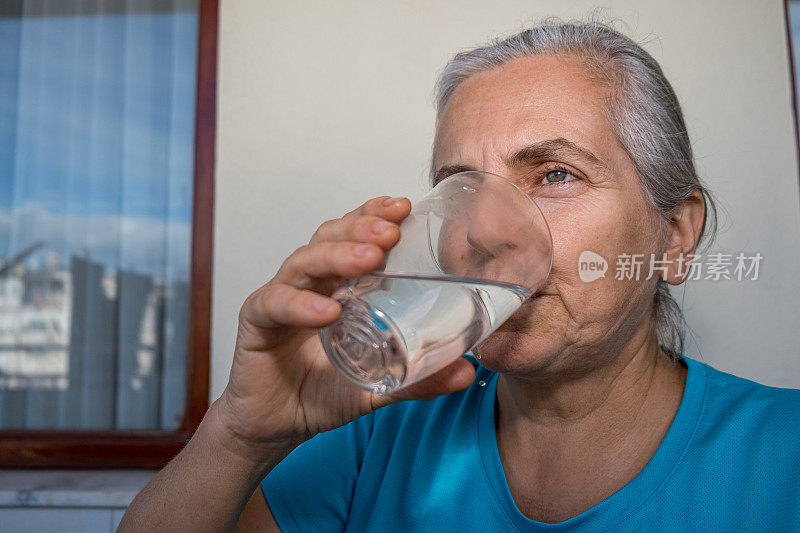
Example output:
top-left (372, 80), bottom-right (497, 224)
top-left (542, 169), bottom-right (575, 184)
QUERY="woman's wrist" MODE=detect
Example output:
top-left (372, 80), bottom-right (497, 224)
top-left (119, 398), bottom-right (294, 532)
top-left (201, 395), bottom-right (301, 475)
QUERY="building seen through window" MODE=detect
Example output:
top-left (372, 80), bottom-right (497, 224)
top-left (0, 0), bottom-right (200, 432)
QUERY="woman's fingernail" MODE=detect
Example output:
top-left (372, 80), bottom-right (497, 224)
top-left (354, 243), bottom-right (371, 257)
top-left (372, 220), bottom-right (392, 234)
top-left (382, 196), bottom-right (404, 206)
top-left (313, 298), bottom-right (332, 313)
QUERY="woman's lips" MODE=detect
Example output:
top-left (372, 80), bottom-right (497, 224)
top-left (521, 292), bottom-right (549, 308)
top-left (517, 295), bottom-right (540, 310)
top-left (497, 295), bottom-right (545, 332)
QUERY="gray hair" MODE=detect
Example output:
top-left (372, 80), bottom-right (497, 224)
top-left (431, 19), bottom-right (717, 358)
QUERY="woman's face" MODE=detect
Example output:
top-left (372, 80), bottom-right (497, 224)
top-left (433, 53), bottom-right (666, 375)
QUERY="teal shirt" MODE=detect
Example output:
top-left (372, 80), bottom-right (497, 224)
top-left (261, 356), bottom-right (800, 531)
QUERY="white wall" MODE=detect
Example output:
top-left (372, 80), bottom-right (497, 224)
top-left (212, 0), bottom-right (800, 400)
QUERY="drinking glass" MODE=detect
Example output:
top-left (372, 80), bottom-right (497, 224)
top-left (319, 171), bottom-right (552, 394)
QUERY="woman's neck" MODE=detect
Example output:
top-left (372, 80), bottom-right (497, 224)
top-left (494, 327), bottom-right (687, 522)
top-left (496, 326), bottom-right (673, 426)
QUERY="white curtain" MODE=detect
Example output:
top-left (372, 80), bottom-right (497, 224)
top-left (0, 0), bottom-right (198, 430)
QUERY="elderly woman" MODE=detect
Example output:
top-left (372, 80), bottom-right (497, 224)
top-left (121, 21), bottom-right (800, 531)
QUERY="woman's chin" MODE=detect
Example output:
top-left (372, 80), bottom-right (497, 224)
top-left (473, 331), bottom-right (559, 374)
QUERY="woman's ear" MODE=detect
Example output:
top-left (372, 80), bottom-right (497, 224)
top-left (661, 189), bottom-right (706, 286)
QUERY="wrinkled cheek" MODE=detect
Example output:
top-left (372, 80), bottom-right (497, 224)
top-left (546, 206), bottom-right (654, 291)
top-left (539, 216), bottom-right (648, 331)
top-left (475, 296), bottom-right (575, 364)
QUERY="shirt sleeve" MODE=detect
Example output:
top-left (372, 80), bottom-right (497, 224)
top-left (260, 412), bottom-right (375, 532)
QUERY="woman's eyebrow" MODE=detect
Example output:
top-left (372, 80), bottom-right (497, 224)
top-left (506, 138), bottom-right (604, 169)
top-left (432, 164), bottom-right (476, 185)
top-left (433, 139), bottom-right (605, 184)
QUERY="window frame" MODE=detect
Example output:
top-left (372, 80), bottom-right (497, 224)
top-left (786, 0), bottom-right (800, 189)
top-left (0, 0), bottom-right (217, 468)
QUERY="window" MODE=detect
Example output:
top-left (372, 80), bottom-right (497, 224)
top-left (0, 0), bottom-right (215, 467)
top-left (787, 0), bottom-right (800, 167)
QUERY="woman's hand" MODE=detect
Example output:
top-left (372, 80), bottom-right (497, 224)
top-left (214, 196), bottom-right (476, 460)
top-left (119, 196), bottom-right (476, 533)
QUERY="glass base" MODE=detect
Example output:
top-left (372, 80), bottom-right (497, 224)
top-left (319, 297), bottom-right (407, 395)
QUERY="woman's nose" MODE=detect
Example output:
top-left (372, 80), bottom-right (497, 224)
top-left (466, 225), bottom-right (518, 259)
top-left (465, 188), bottom-right (525, 260)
